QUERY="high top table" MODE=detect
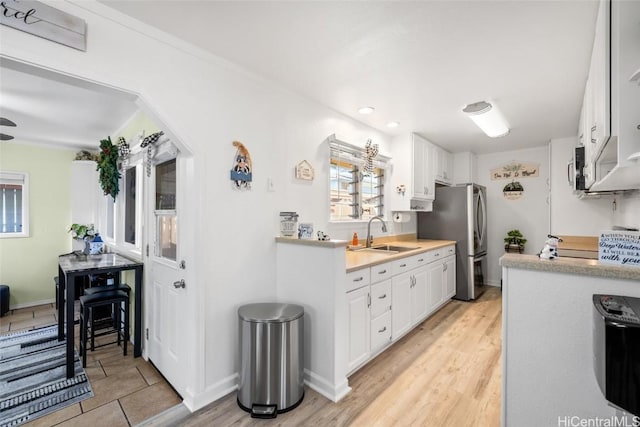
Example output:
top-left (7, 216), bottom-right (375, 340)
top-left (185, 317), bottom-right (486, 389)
top-left (58, 252), bottom-right (143, 378)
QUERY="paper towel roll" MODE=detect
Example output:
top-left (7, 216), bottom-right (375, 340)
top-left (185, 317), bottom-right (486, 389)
top-left (393, 212), bottom-right (410, 223)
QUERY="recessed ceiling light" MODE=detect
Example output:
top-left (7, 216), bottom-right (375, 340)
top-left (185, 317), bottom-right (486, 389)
top-left (387, 121), bottom-right (400, 128)
top-left (358, 106), bottom-right (375, 115)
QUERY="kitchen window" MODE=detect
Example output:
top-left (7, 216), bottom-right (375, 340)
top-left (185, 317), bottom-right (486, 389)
top-left (329, 137), bottom-right (389, 221)
top-left (0, 171), bottom-right (29, 238)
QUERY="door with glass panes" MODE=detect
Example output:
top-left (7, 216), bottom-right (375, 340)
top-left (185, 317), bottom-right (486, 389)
top-left (146, 157), bottom-right (186, 396)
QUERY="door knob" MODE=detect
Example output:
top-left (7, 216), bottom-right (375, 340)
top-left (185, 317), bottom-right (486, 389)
top-left (173, 279), bottom-right (186, 289)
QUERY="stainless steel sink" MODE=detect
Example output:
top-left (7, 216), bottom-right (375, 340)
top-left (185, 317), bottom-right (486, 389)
top-left (371, 244), bottom-right (420, 252)
top-left (356, 244), bottom-right (420, 254)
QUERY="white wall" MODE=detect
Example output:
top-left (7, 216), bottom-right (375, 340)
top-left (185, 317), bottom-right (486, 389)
top-left (614, 191), bottom-right (640, 230)
top-left (0, 1), bottom-right (394, 409)
top-left (549, 137), bottom-right (616, 235)
top-left (476, 146), bottom-right (550, 286)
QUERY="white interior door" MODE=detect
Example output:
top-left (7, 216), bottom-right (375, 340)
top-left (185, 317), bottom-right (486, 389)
top-left (145, 155), bottom-right (187, 396)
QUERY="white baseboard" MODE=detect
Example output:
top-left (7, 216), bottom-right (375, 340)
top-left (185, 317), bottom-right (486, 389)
top-left (486, 280), bottom-right (502, 287)
top-left (304, 369), bottom-right (351, 402)
top-left (184, 373), bottom-right (238, 412)
top-left (9, 298), bottom-right (55, 310)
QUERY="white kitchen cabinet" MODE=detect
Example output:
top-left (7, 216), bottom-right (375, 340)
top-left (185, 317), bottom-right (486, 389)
top-left (391, 271), bottom-right (413, 339)
top-left (434, 146), bottom-right (453, 185)
top-left (370, 279), bottom-right (392, 354)
top-left (390, 133), bottom-right (435, 211)
top-left (412, 266), bottom-right (429, 321)
top-left (444, 255), bottom-right (456, 299)
top-left (589, 0), bottom-right (611, 160)
top-left (427, 261), bottom-right (444, 312)
top-left (346, 284), bottom-right (370, 373)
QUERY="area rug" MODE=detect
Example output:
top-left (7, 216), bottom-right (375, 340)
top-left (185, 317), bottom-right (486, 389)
top-left (0, 325), bottom-right (93, 427)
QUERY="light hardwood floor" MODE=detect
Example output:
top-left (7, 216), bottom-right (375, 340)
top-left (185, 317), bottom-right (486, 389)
top-left (0, 303), bottom-right (181, 426)
top-left (166, 286), bottom-right (502, 427)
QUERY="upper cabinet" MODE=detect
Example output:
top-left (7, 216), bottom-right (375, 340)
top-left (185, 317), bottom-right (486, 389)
top-left (390, 133), bottom-right (436, 211)
top-left (434, 146), bottom-right (453, 186)
top-left (583, 0), bottom-right (640, 191)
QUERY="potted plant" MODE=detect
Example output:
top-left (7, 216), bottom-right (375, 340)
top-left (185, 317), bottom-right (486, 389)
top-left (504, 229), bottom-right (527, 253)
top-left (69, 223), bottom-right (104, 254)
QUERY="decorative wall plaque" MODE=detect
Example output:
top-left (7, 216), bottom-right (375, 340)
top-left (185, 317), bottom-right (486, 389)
top-left (295, 160), bottom-right (314, 181)
top-left (491, 161), bottom-right (539, 181)
top-left (0, 0), bottom-right (87, 51)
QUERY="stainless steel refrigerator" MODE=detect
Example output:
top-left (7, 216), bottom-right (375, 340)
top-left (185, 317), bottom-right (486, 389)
top-left (417, 184), bottom-right (487, 301)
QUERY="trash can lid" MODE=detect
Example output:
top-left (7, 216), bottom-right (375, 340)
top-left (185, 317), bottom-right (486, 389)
top-left (238, 303), bottom-right (304, 323)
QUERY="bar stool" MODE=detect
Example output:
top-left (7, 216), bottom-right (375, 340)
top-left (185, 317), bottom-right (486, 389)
top-left (79, 289), bottom-right (129, 368)
top-left (84, 284), bottom-right (131, 349)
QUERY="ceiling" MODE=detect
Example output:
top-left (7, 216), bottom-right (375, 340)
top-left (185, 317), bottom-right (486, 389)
top-left (1, 1), bottom-right (599, 154)
top-left (0, 60), bottom-right (139, 151)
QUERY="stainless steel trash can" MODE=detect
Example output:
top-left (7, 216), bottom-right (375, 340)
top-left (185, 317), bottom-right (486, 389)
top-left (237, 303), bottom-right (304, 418)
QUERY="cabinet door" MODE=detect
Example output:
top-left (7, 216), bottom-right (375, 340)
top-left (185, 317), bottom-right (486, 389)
top-left (391, 272), bottom-right (413, 339)
top-left (443, 151), bottom-right (453, 184)
top-left (371, 279), bottom-right (391, 319)
top-left (412, 136), bottom-right (427, 199)
top-left (346, 286), bottom-right (370, 373)
top-left (444, 256), bottom-right (456, 299)
top-left (590, 0), bottom-right (611, 158)
top-left (412, 135), bottom-right (436, 200)
top-left (412, 266), bottom-right (429, 323)
top-left (427, 261), bottom-right (444, 311)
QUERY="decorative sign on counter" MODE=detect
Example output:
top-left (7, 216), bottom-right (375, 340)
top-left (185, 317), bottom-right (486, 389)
top-left (599, 231), bottom-right (640, 267)
top-left (0, 0), bottom-right (87, 51)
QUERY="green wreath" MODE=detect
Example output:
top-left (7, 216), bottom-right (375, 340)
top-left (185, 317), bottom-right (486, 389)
top-left (97, 136), bottom-right (121, 201)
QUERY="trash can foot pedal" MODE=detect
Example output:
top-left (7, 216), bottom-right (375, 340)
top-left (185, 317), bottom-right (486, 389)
top-left (251, 403), bottom-right (277, 419)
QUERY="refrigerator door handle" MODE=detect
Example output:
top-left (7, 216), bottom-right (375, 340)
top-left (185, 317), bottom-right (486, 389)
top-left (477, 188), bottom-right (487, 250)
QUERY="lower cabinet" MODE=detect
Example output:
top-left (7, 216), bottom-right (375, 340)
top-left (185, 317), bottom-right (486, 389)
top-left (347, 245), bottom-right (456, 374)
top-left (346, 285), bottom-right (370, 373)
top-left (444, 255), bottom-right (456, 299)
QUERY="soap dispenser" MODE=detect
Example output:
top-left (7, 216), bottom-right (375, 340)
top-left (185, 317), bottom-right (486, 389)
top-left (352, 232), bottom-right (359, 246)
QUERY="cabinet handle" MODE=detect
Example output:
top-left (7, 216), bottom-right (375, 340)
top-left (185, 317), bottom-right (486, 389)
top-left (378, 326), bottom-right (387, 333)
top-left (443, 264), bottom-right (448, 272)
top-left (400, 263), bottom-right (407, 268)
top-left (353, 276), bottom-right (363, 282)
top-left (591, 125), bottom-right (597, 144)
top-left (378, 269), bottom-right (387, 274)
top-left (434, 252), bottom-right (440, 257)
top-left (367, 293), bottom-right (371, 308)
top-left (418, 258), bottom-right (424, 262)
top-left (378, 293), bottom-right (387, 299)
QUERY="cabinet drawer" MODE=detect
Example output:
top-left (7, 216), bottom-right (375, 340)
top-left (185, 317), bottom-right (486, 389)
top-left (371, 311), bottom-right (392, 353)
top-left (371, 280), bottom-right (391, 318)
top-left (370, 262), bottom-right (392, 283)
top-left (345, 268), bottom-right (370, 292)
top-left (392, 256), bottom-right (418, 275)
top-left (413, 252), bottom-right (430, 268)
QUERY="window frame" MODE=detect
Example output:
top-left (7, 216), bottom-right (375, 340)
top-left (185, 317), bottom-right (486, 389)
top-left (0, 171), bottom-right (29, 238)
top-left (328, 136), bottom-right (389, 223)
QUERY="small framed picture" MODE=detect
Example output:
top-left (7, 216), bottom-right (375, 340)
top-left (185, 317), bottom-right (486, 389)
top-left (298, 223), bottom-right (314, 240)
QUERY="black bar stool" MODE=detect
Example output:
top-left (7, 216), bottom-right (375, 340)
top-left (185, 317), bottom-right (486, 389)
top-left (84, 284), bottom-right (131, 350)
top-left (79, 289), bottom-right (130, 368)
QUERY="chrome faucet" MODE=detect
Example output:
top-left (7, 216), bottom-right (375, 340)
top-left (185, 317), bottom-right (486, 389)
top-left (366, 216), bottom-right (388, 248)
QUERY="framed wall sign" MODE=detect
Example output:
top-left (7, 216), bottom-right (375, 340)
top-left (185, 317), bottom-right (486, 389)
top-left (599, 231), bottom-right (640, 267)
top-left (0, 0), bottom-right (87, 51)
top-left (295, 160), bottom-right (314, 181)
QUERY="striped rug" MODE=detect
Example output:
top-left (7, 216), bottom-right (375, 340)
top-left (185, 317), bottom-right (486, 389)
top-left (0, 325), bottom-right (93, 427)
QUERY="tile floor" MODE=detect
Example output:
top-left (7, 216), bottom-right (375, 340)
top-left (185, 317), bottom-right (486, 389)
top-left (0, 303), bottom-right (182, 426)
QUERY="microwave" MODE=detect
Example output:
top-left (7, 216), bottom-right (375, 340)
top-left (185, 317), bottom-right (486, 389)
top-left (568, 146), bottom-right (587, 191)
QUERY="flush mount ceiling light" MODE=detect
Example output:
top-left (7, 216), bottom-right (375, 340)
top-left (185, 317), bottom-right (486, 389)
top-left (387, 121), bottom-right (400, 128)
top-left (462, 101), bottom-right (509, 138)
top-left (358, 106), bottom-right (375, 115)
